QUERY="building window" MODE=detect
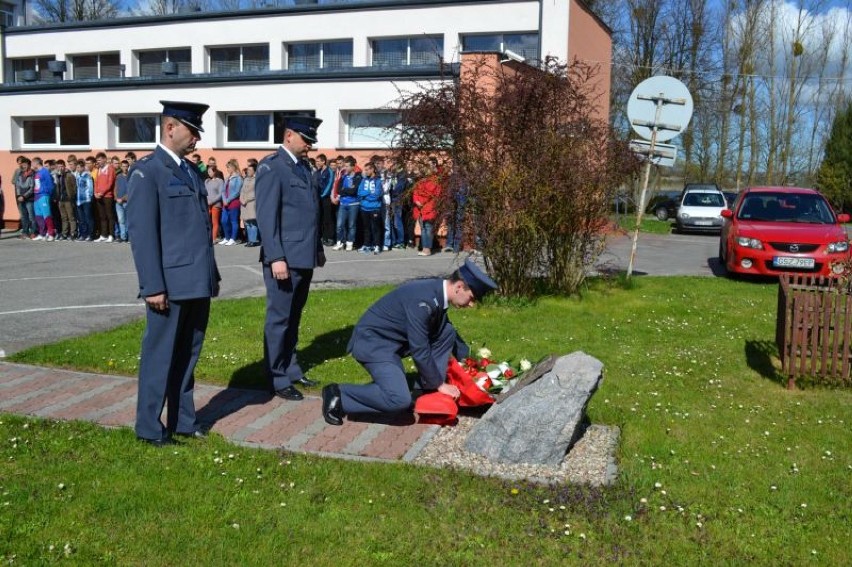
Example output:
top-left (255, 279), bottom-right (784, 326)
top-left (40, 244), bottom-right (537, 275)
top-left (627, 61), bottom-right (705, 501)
top-left (72, 52), bottom-right (121, 79)
top-left (11, 57), bottom-right (53, 81)
top-left (116, 115), bottom-right (158, 145)
top-left (461, 32), bottom-right (539, 61)
top-left (138, 48), bottom-right (191, 77)
top-left (371, 36), bottom-right (443, 67)
top-left (21, 116), bottom-right (89, 146)
top-left (287, 40), bottom-right (353, 71)
top-left (210, 45), bottom-right (269, 74)
top-left (346, 111), bottom-right (399, 147)
top-left (1, 2), bottom-right (15, 28)
top-left (224, 111), bottom-right (315, 145)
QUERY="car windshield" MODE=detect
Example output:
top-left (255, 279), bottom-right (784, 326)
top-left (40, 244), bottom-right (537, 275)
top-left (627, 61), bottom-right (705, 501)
top-left (737, 193), bottom-right (836, 224)
top-left (683, 192), bottom-right (724, 207)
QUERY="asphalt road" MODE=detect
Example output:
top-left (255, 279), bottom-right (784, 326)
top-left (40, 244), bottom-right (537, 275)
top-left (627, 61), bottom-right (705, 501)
top-left (0, 229), bottom-right (722, 356)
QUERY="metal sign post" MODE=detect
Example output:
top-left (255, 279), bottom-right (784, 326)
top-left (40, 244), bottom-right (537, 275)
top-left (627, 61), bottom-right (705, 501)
top-left (624, 76), bottom-right (694, 279)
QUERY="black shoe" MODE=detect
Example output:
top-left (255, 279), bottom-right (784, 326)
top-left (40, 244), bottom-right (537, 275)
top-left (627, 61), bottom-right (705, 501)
top-left (245, 242), bottom-right (259, 247)
top-left (174, 430), bottom-right (207, 439)
top-left (137, 436), bottom-right (175, 447)
top-left (322, 384), bottom-right (344, 426)
top-left (295, 376), bottom-right (318, 387)
top-left (274, 385), bottom-right (304, 401)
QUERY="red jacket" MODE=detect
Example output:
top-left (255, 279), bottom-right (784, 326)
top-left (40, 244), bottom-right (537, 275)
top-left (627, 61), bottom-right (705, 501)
top-left (413, 175), bottom-right (441, 222)
top-left (95, 164), bottom-right (116, 199)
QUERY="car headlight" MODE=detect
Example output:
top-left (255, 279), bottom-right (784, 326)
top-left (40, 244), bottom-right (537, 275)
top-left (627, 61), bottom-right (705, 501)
top-left (678, 212), bottom-right (689, 219)
top-left (827, 240), bottom-right (849, 253)
top-left (736, 236), bottom-right (763, 249)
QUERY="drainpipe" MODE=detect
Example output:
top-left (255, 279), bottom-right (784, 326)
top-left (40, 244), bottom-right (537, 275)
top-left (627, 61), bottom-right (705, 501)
top-left (537, 0), bottom-right (544, 61)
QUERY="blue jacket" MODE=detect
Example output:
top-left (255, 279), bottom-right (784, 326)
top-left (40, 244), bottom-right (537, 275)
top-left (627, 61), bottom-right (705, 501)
top-left (34, 168), bottom-right (54, 199)
top-left (126, 146), bottom-right (220, 300)
top-left (222, 174), bottom-right (243, 208)
top-left (338, 171), bottom-right (362, 206)
top-left (115, 173), bottom-right (129, 201)
top-left (75, 171), bottom-right (93, 205)
top-left (315, 166), bottom-right (333, 199)
top-left (357, 176), bottom-right (383, 212)
top-left (347, 279), bottom-right (470, 390)
top-left (255, 148), bottom-right (325, 270)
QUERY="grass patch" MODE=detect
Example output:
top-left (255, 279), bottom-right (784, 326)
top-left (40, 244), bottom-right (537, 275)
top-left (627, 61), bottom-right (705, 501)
top-left (5, 277), bottom-right (852, 564)
top-left (612, 214), bottom-right (673, 235)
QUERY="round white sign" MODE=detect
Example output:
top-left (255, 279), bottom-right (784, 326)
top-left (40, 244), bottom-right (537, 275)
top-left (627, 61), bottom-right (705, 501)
top-left (627, 76), bottom-right (694, 142)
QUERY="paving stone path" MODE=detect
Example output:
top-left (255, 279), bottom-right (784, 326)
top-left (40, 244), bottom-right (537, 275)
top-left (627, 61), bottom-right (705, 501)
top-left (0, 362), bottom-right (439, 462)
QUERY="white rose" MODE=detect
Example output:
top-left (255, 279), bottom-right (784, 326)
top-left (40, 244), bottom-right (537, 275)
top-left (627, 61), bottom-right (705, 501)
top-left (477, 347), bottom-right (492, 359)
top-left (520, 359), bottom-right (532, 372)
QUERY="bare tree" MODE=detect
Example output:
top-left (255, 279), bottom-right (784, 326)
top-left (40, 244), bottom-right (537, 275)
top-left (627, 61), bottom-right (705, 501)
top-left (393, 57), bottom-right (638, 297)
top-left (33, 0), bottom-right (120, 22)
top-left (133, 0), bottom-right (203, 15)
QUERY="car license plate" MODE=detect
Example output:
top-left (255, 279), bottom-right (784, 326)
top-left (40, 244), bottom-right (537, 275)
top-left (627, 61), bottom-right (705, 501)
top-left (773, 257), bottom-right (815, 268)
top-left (694, 220), bottom-right (712, 226)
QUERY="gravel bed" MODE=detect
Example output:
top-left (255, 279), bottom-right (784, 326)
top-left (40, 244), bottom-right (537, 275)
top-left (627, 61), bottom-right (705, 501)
top-left (413, 416), bottom-right (620, 486)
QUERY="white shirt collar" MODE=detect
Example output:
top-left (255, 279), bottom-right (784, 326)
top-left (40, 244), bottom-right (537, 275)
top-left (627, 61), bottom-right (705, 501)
top-left (158, 143), bottom-right (184, 167)
top-left (442, 280), bottom-right (449, 310)
top-left (280, 145), bottom-right (299, 165)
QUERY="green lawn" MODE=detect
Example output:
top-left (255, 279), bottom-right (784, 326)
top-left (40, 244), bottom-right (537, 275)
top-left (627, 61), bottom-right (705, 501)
top-left (3, 277), bottom-right (851, 565)
top-left (612, 214), bottom-right (673, 235)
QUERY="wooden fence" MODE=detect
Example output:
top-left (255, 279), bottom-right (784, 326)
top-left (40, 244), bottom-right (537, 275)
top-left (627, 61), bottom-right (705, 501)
top-left (776, 274), bottom-right (852, 389)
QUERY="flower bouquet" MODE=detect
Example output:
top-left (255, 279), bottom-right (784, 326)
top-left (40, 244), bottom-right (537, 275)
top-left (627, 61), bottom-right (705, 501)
top-left (415, 347), bottom-right (532, 424)
top-left (462, 347), bottom-right (533, 397)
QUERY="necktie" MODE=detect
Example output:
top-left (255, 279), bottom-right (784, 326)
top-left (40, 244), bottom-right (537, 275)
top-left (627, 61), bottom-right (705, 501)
top-left (179, 160), bottom-right (190, 175)
top-left (297, 161), bottom-right (310, 183)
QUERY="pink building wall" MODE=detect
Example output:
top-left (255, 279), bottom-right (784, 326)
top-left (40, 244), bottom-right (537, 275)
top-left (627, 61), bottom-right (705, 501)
top-left (568, 0), bottom-right (612, 123)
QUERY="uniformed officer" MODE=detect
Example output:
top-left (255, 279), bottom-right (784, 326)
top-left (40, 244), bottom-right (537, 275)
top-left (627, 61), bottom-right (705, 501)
top-left (256, 115), bottom-right (326, 401)
top-left (322, 259), bottom-right (498, 425)
top-left (127, 100), bottom-right (220, 446)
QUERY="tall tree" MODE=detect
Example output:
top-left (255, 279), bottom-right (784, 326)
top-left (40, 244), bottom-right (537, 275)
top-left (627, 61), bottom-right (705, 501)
top-left (816, 100), bottom-right (852, 210)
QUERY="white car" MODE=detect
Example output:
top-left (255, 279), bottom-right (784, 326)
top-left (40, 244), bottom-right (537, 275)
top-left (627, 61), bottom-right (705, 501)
top-left (676, 188), bottom-right (727, 233)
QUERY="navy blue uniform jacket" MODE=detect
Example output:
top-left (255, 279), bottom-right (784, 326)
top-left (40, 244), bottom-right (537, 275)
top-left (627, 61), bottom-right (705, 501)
top-left (255, 148), bottom-right (323, 269)
top-left (126, 146), bottom-right (220, 300)
top-left (347, 279), bottom-right (470, 390)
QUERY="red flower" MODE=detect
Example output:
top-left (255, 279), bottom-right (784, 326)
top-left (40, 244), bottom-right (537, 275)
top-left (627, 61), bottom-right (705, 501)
top-left (479, 358), bottom-right (491, 368)
top-left (504, 369), bottom-right (515, 378)
top-left (464, 357), bottom-right (477, 368)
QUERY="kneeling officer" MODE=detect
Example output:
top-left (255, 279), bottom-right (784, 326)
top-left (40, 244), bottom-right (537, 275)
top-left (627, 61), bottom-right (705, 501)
top-left (322, 259), bottom-right (497, 425)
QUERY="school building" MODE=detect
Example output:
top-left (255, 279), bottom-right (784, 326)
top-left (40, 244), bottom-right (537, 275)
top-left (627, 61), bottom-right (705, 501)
top-left (0, 0), bottom-right (611, 227)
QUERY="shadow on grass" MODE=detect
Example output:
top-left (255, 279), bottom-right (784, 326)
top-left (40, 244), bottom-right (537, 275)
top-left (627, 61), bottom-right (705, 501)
top-left (744, 339), bottom-right (785, 386)
top-left (197, 325), bottom-right (355, 430)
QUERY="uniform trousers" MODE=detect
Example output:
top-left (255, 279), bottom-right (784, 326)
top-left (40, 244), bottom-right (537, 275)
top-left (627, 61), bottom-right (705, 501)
top-left (340, 322), bottom-right (457, 415)
top-left (135, 297), bottom-right (210, 440)
top-left (263, 265), bottom-right (313, 391)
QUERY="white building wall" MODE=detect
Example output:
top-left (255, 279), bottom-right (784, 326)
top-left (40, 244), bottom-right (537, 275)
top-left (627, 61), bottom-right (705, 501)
top-left (539, 0), bottom-right (570, 61)
top-left (0, 78), bottom-right (442, 151)
top-left (3, 2), bottom-right (541, 70)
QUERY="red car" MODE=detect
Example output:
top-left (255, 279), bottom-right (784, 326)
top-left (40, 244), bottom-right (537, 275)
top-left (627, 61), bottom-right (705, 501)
top-left (719, 186), bottom-right (851, 277)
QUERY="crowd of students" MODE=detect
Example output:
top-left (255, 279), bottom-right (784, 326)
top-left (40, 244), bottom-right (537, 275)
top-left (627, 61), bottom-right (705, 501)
top-left (315, 153), bottom-right (464, 256)
top-left (7, 150), bottom-right (467, 254)
top-left (10, 152), bottom-right (136, 243)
